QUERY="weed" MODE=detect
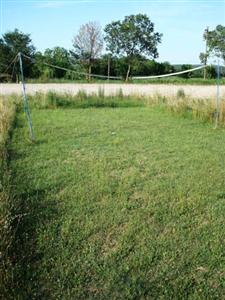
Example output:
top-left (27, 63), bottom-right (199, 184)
top-left (176, 88), bottom-right (186, 99)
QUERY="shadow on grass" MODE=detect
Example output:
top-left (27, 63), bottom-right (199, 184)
top-left (6, 185), bottom-right (59, 299)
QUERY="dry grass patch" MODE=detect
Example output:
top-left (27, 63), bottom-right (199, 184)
top-left (0, 96), bottom-right (16, 298)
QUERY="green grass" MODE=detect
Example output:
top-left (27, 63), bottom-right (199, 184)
top-left (7, 104), bottom-right (225, 299)
top-left (25, 76), bottom-right (225, 85)
top-left (0, 97), bottom-right (16, 298)
top-left (132, 76), bottom-right (225, 85)
top-left (19, 91), bottom-right (225, 126)
top-left (26, 91), bottom-right (144, 110)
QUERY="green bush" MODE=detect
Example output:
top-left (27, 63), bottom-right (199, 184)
top-left (177, 88), bottom-right (186, 99)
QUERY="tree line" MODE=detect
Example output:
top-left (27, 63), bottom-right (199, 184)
top-left (0, 14), bottom-right (224, 82)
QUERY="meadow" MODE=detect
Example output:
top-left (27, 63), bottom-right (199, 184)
top-left (1, 93), bottom-right (225, 299)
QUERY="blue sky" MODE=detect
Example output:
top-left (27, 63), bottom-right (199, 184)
top-left (1, 0), bottom-right (225, 63)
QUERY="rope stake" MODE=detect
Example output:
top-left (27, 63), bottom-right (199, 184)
top-left (18, 52), bottom-right (35, 141)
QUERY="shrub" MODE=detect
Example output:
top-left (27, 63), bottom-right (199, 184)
top-left (177, 89), bottom-right (186, 99)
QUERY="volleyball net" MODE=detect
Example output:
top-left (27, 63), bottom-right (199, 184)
top-left (0, 52), bottom-right (222, 139)
top-left (2, 52), bottom-right (223, 82)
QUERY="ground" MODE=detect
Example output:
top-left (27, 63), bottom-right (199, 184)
top-left (8, 106), bottom-right (225, 299)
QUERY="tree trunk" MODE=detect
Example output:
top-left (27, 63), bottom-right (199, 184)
top-left (107, 55), bottom-right (111, 82)
top-left (203, 65), bottom-right (207, 80)
top-left (125, 64), bottom-right (131, 82)
top-left (204, 28), bottom-right (208, 80)
top-left (88, 64), bottom-right (92, 81)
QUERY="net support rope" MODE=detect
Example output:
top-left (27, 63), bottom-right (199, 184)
top-left (22, 52), bottom-right (208, 80)
top-left (132, 65), bottom-right (206, 79)
top-left (0, 52), bottom-right (221, 131)
top-left (215, 60), bottom-right (221, 129)
top-left (18, 52), bottom-right (35, 141)
top-left (21, 53), bottom-right (122, 80)
top-left (20, 53), bottom-right (221, 129)
top-left (1, 54), bottom-right (19, 78)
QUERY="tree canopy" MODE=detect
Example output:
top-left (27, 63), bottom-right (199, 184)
top-left (1, 21), bottom-right (224, 83)
top-left (72, 22), bottom-right (103, 79)
top-left (0, 29), bottom-right (35, 80)
top-left (207, 25), bottom-right (225, 62)
top-left (104, 14), bottom-right (162, 80)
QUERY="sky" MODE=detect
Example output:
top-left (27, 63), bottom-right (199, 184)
top-left (0, 0), bottom-right (225, 64)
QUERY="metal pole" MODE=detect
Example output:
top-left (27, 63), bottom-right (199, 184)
top-left (215, 59), bottom-right (220, 129)
top-left (204, 27), bottom-right (209, 80)
top-left (18, 52), bottom-right (35, 141)
top-left (107, 54), bottom-right (111, 82)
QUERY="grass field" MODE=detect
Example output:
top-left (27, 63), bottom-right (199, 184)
top-left (25, 76), bottom-right (225, 85)
top-left (5, 103), bottom-right (225, 299)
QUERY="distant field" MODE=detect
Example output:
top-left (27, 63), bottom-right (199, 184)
top-left (1, 83), bottom-right (225, 99)
top-left (7, 104), bottom-right (225, 299)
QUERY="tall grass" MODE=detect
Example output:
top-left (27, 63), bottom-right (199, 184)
top-left (0, 96), bottom-right (16, 298)
top-left (12, 90), bottom-right (225, 126)
top-left (144, 92), bottom-right (225, 125)
top-left (0, 97), bottom-right (16, 157)
top-left (26, 91), bottom-right (144, 109)
top-left (7, 90), bottom-right (225, 126)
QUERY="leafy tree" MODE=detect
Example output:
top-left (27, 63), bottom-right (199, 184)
top-left (0, 29), bottom-right (35, 82)
top-left (29, 52), bottom-right (46, 79)
top-left (206, 65), bottom-right (216, 78)
top-left (199, 52), bottom-right (208, 66)
top-left (207, 25), bottom-right (225, 63)
top-left (199, 28), bottom-right (210, 79)
top-left (43, 47), bottom-right (71, 78)
top-left (199, 26), bottom-right (225, 79)
top-left (0, 39), bottom-right (11, 81)
top-left (162, 61), bottom-right (175, 74)
top-left (104, 14), bottom-right (162, 81)
top-left (30, 47), bottom-right (73, 80)
top-left (72, 22), bottom-right (103, 80)
top-left (199, 52), bottom-right (209, 79)
top-left (92, 56), bottom-right (175, 80)
top-left (180, 64), bottom-right (193, 78)
top-left (92, 54), bottom-right (111, 78)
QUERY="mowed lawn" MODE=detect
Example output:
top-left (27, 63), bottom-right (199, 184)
top-left (9, 106), bottom-right (225, 299)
